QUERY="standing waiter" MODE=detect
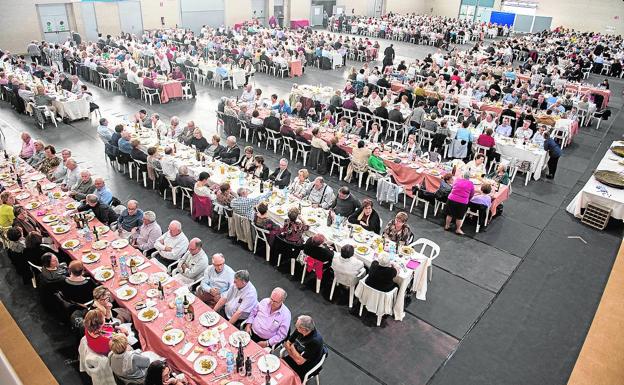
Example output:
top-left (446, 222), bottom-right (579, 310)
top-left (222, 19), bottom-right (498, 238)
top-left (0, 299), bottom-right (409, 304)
top-left (382, 44), bottom-right (395, 71)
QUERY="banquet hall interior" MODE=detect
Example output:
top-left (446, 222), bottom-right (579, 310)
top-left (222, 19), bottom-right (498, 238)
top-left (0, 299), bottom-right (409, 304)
top-left (0, 1), bottom-right (623, 385)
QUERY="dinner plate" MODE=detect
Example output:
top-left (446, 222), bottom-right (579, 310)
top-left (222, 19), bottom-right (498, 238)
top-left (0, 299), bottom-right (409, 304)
top-left (42, 214), bottom-right (59, 223)
top-left (161, 328), bottom-right (184, 346)
top-left (42, 183), bottom-right (56, 190)
top-left (355, 245), bottom-right (370, 256)
top-left (65, 202), bottom-right (78, 210)
top-left (91, 240), bottom-right (109, 250)
top-left (30, 174), bottom-right (45, 181)
top-left (138, 307), bottom-right (159, 322)
top-left (129, 272), bottom-right (148, 285)
top-left (199, 311), bottom-right (220, 327)
top-left (146, 289), bottom-right (159, 298)
top-left (228, 331), bottom-right (251, 347)
top-left (400, 246), bottom-right (415, 257)
top-left (111, 239), bottom-right (129, 249)
top-left (116, 286), bottom-right (138, 301)
top-left (275, 208), bottom-right (286, 216)
top-left (52, 224), bottom-right (70, 234)
top-left (149, 272), bottom-right (170, 285)
top-left (61, 239), bottom-right (80, 249)
top-left (193, 355), bottom-right (217, 375)
top-left (95, 225), bottom-right (110, 234)
top-left (353, 234), bottom-right (368, 243)
top-left (15, 192), bottom-right (30, 200)
top-left (306, 217), bottom-right (318, 225)
top-left (257, 354), bottom-right (281, 373)
top-left (82, 252), bottom-right (100, 264)
top-left (197, 329), bottom-right (220, 346)
top-left (51, 191), bottom-right (63, 199)
top-left (25, 201), bottom-right (40, 210)
top-left (84, 212), bottom-right (95, 221)
top-left (94, 268), bottom-right (114, 282)
top-left (125, 255), bottom-right (145, 267)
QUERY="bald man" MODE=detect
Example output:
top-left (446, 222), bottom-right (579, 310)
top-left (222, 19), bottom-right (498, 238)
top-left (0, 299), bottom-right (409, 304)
top-left (117, 199), bottom-right (144, 232)
top-left (70, 170), bottom-right (96, 200)
top-left (93, 177), bottom-right (113, 205)
top-left (244, 287), bottom-right (291, 348)
top-left (153, 220), bottom-right (189, 267)
top-left (173, 238), bottom-right (208, 284)
top-left (196, 253), bottom-right (235, 307)
top-left (60, 158), bottom-right (80, 191)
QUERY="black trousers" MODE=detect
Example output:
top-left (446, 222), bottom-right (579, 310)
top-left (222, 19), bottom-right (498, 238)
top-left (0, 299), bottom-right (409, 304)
top-left (547, 156), bottom-right (559, 177)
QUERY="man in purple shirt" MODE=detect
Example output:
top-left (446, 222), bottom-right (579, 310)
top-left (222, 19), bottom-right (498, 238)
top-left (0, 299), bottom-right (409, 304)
top-left (20, 132), bottom-right (35, 160)
top-left (143, 74), bottom-right (161, 90)
top-left (244, 288), bottom-right (291, 348)
top-left (214, 270), bottom-right (258, 325)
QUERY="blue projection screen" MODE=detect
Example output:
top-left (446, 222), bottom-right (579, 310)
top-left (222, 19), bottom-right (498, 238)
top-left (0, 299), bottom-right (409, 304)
top-left (490, 11), bottom-right (516, 27)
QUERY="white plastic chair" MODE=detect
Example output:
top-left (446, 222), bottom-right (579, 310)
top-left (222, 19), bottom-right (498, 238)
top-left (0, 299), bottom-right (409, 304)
top-left (252, 224), bottom-right (271, 262)
top-left (329, 267), bottom-right (366, 308)
top-left (409, 189), bottom-right (430, 219)
top-left (409, 238), bottom-right (440, 281)
top-left (354, 275), bottom-right (398, 326)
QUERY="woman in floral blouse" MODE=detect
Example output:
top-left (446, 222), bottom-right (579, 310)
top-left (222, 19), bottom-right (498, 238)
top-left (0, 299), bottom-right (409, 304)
top-left (382, 211), bottom-right (413, 244)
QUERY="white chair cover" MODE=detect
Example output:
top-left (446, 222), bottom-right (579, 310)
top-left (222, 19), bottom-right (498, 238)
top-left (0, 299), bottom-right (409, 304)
top-left (78, 337), bottom-right (117, 385)
top-left (354, 278), bottom-right (398, 318)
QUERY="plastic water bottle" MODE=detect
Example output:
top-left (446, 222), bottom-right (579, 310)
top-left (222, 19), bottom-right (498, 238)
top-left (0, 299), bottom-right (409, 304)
top-left (334, 214), bottom-right (341, 229)
top-left (389, 242), bottom-right (396, 261)
top-left (239, 171), bottom-right (245, 187)
top-left (175, 297), bottom-right (184, 318)
top-left (48, 192), bottom-right (55, 205)
top-left (119, 255), bottom-right (128, 278)
top-left (283, 187), bottom-right (289, 201)
top-left (226, 352), bottom-right (235, 374)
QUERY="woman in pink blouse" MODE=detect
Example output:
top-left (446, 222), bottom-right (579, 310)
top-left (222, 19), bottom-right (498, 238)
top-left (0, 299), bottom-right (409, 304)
top-left (445, 171), bottom-right (474, 235)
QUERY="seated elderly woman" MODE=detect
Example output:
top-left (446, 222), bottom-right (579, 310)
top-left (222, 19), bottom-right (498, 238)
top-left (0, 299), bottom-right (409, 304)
top-left (250, 155), bottom-right (269, 180)
top-left (382, 211), bottom-right (413, 244)
top-left (109, 334), bottom-right (153, 382)
top-left (216, 183), bottom-right (235, 207)
top-left (236, 145), bottom-right (255, 172)
top-left (288, 169), bottom-right (310, 198)
top-left (468, 182), bottom-right (494, 229)
top-left (206, 134), bottom-right (226, 158)
top-left (332, 244), bottom-right (364, 278)
top-left (487, 164), bottom-right (510, 185)
top-left (348, 198), bottom-right (382, 234)
top-left (83, 309), bottom-right (115, 355)
top-left (194, 171), bottom-right (213, 197)
top-left (365, 254), bottom-right (398, 292)
top-left (368, 147), bottom-right (386, 174)
top-left (254, 202), bottom-right (279, 244)
top-left (303, 234), bottom-right (334, 263)
top-left (270, 207), bottom-right (309, 265)
top-left (24, 231), bottom-right (49, 266)
top-left (61, 260), bottom-right (96, 305)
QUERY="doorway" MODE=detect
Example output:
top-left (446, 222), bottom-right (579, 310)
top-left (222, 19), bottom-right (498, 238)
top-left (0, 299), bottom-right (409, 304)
top-left (37, 4), bottom-right (71, 45)
top-left (118, 0), bottom-right (144, 36)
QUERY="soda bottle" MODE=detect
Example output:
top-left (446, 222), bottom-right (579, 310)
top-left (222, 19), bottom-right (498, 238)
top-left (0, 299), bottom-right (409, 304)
top-left (119, 255), bottom-right (129, 278)
top-left (175, 297), bottom-right (184, 318)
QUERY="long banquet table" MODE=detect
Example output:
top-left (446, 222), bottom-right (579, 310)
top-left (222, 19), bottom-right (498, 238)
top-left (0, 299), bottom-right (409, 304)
top-left (4, 159), bottom-right (301, 385)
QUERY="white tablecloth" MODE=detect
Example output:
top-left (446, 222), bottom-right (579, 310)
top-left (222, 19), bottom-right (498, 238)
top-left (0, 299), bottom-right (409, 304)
top-left (52, 98), bottom-right (90, 120)
top-left (567, 142), bottom-right (624, 220)
top-left (495, 138), bottom-right (548, 180)
top-left (198, 62), bottom-right (246, 88)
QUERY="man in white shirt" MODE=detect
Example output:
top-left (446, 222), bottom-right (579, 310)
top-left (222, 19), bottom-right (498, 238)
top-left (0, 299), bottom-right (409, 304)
top-left (61, 158), bottom-right (80, 191)
top-left (160, 147), bottom-right (178, 180)
top-left (150, 113), bottom-right (166, 133)
top-left (127, 66), bottom-right (139, 84)
top-left (331, 245), bottom-right (364, 280)
top-left (514, 120), bottom-right (533, 141)
top-left (173, 238), bottom-right (209, 284)
top-left (153, 220), bottom-right (189, 267)
top-left (240, 84), bottom-right (255, 104)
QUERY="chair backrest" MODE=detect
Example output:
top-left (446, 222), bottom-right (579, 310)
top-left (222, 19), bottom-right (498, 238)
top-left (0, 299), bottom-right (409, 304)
top-left (252, 223), bottom-right (270, 243)
top-left (179, 186), bottom-right (193, 199)
top-left (412, 237), bottom-right (440, 261)
top-left (296, 140), bottom-right (311, 151)
top-left (28, 261), bottom-right (43, 272)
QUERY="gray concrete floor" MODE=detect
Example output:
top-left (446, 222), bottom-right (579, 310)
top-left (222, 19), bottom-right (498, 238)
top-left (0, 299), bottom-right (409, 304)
top-left (0, 34), bottom-right (623, 385)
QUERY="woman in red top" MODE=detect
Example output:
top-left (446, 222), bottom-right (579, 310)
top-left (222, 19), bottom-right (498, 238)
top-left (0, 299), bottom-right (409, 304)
top-left (84, 309), bottom-right (114, 355)
top-left (476, 128), bottom-right (500, 164)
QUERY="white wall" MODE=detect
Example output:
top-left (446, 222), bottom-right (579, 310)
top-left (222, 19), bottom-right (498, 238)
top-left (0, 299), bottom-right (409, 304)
top-left (141, 0), bottom-right (181, 30)
top-left (384, 0), bottom-right (427, 14)
top-left (536, 0), bottom-right (624, 35)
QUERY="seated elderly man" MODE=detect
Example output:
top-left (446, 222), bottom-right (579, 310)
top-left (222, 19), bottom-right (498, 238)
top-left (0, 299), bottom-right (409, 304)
top-left (213, 270), bottom-right (258, 325)
top-left (60, 158), bottom-right (80, 192)
top-left (50, 148), bottom-right (72, 182)
top-left (218, 136), bottom-right (241, 165)
top-left (97, 118), bottom-right (113, 143)
top-left (172, 238), bottom-right (208, 284)
top-left (283, 315), bottom-right (326, 381)
top-left (244, 287), bottom-right (291, 348)
top-left (196, 253), bottom-right (235, 307)
top-left (19, 132), bottom-right (35, 160)
top-left (268, 158), bottom-right (292, 189)
top-left (93, 177), bottom-right (113, 205)
top-left (330, 186), bottom-right (361, 217)
top-left (27, 140), bottom-right (45, 168)
top-left (231, 187), bottom-right (272, 220)
top-left (495, 117), bottom-right (513, 137)
top-left (76, 194), bottom-right (118, 225)
top-left (303, 177), bottom-right (335, 209)
top-left (117, 200), bottom-right (144, 233)
top-left (130, 210), bottom-right (162, 255)
top-left (174, 165), bottom-right (196, 189)
top-left (152, 220), bottom-right (189, 267)
top-left (70, 170), bottom-right (96, 200)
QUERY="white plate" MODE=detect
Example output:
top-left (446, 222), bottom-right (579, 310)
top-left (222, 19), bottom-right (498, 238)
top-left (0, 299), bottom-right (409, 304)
top-left (355, 245), bottom-right (370, 256)
top-left (42, 183), bottom-right (56, 190)
top-left (149, 272), bottom-right (170, 285)
top-left (15, 192), bottom-right (30, 200)
top-left (126, 255), bottom-right (145, 267)
top-left (30, 174), bottom-right (45, 181)
top-left (51, 191), bottom-right (63, 199)
top-left (199, 311), bottom-right (220, 327)
top-left (138, 307), bottom-right (159, 322)
top-left (94, 268), bottom-right (114, 281)
top-left (257, 354), bottom-right (281, 373)
top-left (95, 225), bottom-right (110, 234)
top-left (197, 329), bottom-right (220, 346)
top-left (42, 214), bottom-right (59, 223)
top-left (65, 202), bottom-right (78, 210)
top-left (129, 272), bottom-right (148, 285)
top-left (146, 288), bottom-right (159, 298)
top-left (116, 286), bottom-right (138, 301)
top-left (228, 331), bottom-right (251, 347)
top-left (61, 239), bottom-right (80, 249)
top-left (25, 202), bottom-right (41, 210)
top-left (52, 224), bottom-right (70, 234)
top-left (111, 239), bottom-right (129, 249)
top-left (161, 328), bottom-right (184, 346)
top-left (193, 355), bottom-right (217, 375)
top-left (82, 252), bottom-right (100, 264)
top-left (92, 240), bottom-right (109, 250)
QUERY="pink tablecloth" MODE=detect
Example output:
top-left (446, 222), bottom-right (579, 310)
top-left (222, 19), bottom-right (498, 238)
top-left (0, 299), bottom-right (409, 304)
top-left (290, 19), bottom-right (310, 29)
top-left (161, 81), bottom-right (183, 103)
top-left (234, 22), bottom-right (244, 30)
top-left (11, 166), bottom-right (301, 385)
top-left (290, 60), bottom-right (303, 77)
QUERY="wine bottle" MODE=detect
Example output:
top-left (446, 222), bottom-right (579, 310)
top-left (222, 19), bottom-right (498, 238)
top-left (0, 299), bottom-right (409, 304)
top-left (265, 370), bottom-right (271, 385)
top-left (183, 295), bottom-right (189, 314)
top-left (259, 179), bottom-right (264, 193)
top-left (185, 302), bottom-right (194, 321)
top-left (236, 342), bottom-right (245, 375)
top-left (93, 226), bottom-right (99, 241)
top-left (245, 356), bottom-right (252, 377)
top-left (158, 280), bottom-right (165, 300)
